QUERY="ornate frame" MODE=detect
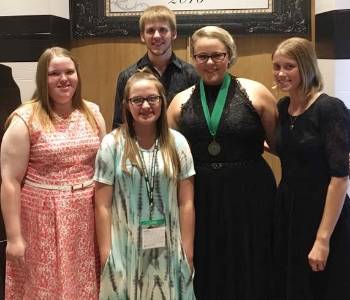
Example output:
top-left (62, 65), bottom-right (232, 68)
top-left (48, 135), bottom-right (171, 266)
top-left (70, 0), bottom-right (310, 38)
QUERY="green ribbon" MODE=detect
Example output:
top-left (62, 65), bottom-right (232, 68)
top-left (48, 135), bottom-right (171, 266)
top-left (140, 219), bottom-right (165, 227)
top-left (199, 73), bottom-right (231, 137)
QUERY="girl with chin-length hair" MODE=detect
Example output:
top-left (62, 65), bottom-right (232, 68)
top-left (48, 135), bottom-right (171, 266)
top-left (272, 37), bottom-right (350, 300)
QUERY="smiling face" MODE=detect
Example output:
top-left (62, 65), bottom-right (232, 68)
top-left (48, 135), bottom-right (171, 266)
top-left (193, 37), bottom-right (229, 85)
top-left (272, 52), bottom-right (301, 93)
top-left (47, 55), bottom-right (78, 110)
top-left (141, 21), bottom-right (176, 58)
top-left (127, 79), bottom-right (162, 130)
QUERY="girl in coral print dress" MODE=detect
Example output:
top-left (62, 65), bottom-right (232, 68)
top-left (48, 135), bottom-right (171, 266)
top-left (1, 47), bottom-right (106, 299)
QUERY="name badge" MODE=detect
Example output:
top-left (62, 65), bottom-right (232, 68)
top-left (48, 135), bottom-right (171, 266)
top-left (142, 226), bottom-right (166, 250)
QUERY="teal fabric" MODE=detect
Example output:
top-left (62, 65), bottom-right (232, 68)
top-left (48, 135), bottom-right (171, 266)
top-left (94, 129), bottom-right (196, 300)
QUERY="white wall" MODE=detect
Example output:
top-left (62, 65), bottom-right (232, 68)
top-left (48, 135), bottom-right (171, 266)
top-left (0, 0), bottom-right (70, 19)
top-left (1, 62), bottom-right (37, 102)
top-left (318, 59), bottom-right (350, 108)
top-left (0, 0), bottom-right (69, 102)
top-left (316, 0), bottom-right (350, 14)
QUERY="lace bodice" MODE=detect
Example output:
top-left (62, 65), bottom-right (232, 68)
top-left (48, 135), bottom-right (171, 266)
top-left (179, 76), bottom-right (266, 163)
top-left (276, 94), bottom-right (350, 180)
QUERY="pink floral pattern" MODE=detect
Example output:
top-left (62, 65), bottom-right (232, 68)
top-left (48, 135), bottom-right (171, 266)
top-left (5, 102), bottom-right (101, 300)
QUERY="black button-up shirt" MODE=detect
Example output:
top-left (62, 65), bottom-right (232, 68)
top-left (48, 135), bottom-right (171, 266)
top-left (112, 53), bottom-right (199, 128)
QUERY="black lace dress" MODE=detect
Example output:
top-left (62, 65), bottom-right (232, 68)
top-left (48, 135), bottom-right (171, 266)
top-left (273, 94), bottom-right (350, 300)
top-left (179, 76), bottom-right (276, 300)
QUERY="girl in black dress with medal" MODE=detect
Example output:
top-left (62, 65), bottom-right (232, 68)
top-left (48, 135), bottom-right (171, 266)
top-left (167, 26), bottom-right (278, 300)
top-left (272, 37), bottom-right (350, 300)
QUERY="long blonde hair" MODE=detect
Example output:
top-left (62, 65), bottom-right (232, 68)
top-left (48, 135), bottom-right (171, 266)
top-left (117, 68), bottom-right (180, 179)
top-left (6, 47), bottom-right (97, 131)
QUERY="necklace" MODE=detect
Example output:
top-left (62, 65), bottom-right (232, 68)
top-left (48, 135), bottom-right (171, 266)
top-left (288, 92), bottom-right (322, 130)
top-left (289, 115), bottom-right (298, 130)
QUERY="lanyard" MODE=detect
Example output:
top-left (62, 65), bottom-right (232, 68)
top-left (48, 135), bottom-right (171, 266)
top-left (138, 139), bottom-right (159, 220)
top-left (199, 73), bottom-right (231, 137)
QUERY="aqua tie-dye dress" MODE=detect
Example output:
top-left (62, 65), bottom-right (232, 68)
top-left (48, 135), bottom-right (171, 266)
top-left (94, 129), bottom-right (196, 300)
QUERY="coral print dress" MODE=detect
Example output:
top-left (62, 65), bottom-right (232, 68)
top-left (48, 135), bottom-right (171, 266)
top-left (5, 102), bottom-right (102, 300)
top-left (94, 129), bottom-right (196, 300)
top-left (273, 94), bottom-right (350, 300)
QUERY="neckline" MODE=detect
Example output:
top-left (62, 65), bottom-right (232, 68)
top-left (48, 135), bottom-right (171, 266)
top-left (136, 138), bottom-right (158, 152)
top-left (138, 144), bottom-right (157, 152)
top-left (287, 92), bottom-right (323, 118)
top-left (52, 109), bottom-right (75, 122)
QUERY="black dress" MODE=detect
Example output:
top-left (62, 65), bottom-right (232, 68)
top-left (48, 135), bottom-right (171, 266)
top-left (179, 76), bottom-right (276, 300)
top-left (273, 94), bottom-right (350, 300)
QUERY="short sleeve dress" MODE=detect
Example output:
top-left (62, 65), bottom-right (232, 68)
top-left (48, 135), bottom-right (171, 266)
top-left (94, 129), bottom-right (196, 300)
top-left (273, 94), bottom-right (350, 300)
top-left (5, 102), bottom-right (102, 299)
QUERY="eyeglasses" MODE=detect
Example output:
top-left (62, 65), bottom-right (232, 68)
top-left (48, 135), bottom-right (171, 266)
top-left (128, 95), bottom-right (162, 106)
top-left (193, 52), bottom-right (227, 63)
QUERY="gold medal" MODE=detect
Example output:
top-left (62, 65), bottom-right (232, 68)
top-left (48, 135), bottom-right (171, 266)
top-left (200, 74), bottom-right (231, 157)
top-left (208, 140), bottom-right (221, 156)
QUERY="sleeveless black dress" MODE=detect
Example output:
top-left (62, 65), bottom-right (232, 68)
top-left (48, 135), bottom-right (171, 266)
top-left (179, 76), bottom-right (276, 300)
top-left (273, 94), bottom-right (350, 300)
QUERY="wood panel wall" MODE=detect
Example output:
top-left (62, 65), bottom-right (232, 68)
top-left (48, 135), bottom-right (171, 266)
top-left (71, 35), bottom-right (285, 181)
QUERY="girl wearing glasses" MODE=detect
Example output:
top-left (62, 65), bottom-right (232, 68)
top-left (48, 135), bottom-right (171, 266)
top-left (94, 69), bottom-right (196, 299)
top-left (167, 26), bottom-right (278, 299)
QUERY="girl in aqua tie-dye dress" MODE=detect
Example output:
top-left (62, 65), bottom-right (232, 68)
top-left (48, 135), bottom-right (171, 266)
top-left (94, 69), bottom-right (196, 300)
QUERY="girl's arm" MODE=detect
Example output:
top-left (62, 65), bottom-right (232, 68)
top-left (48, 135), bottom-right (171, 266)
top-left (95, 182), bottom-right (113, 267)
top-left (308, 176), bottom-right (348, 271)
top-left (1, 116), bottom-right (30, 265)
top-left (178, 175), bottom-right (195, 271)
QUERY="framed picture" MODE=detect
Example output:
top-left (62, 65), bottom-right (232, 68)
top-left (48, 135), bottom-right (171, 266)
top-left (70, 0), bottom-right (310, 38)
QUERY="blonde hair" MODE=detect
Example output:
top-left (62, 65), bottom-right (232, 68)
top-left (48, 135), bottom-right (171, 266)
top-left (191, 26), bottom-right (237, 67)
top-left (6, 47), bottom-right (97, 131)
top-left (272, 37), bottom-right (323, 97)
top-left (117, 68), bottom-right (180, 179)
top-left (139, 5), bottom-right (176, 33)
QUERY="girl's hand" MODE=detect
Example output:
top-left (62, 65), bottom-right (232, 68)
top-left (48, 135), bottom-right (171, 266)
top-left (308, 238), bottom-right (329, 272)
top-left (6, 236), bottom-right (26, 266)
